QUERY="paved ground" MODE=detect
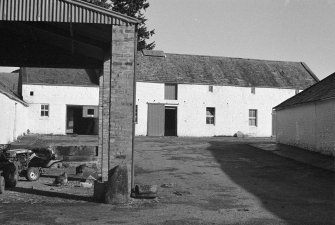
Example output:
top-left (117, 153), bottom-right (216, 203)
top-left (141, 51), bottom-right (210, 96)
top-left (1, 136), bottom-right (334, 225)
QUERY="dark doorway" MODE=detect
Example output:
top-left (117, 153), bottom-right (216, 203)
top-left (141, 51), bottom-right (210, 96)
top-left (66, 105), bottom-right (98, 135)
top-left (165, 107), bottom-right (177, 136)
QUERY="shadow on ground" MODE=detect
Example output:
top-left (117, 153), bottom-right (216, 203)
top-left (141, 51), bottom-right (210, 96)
top-left (207, 141), bottom-right (335, 225)
top-left (9, 186), bottom-right (94, 202)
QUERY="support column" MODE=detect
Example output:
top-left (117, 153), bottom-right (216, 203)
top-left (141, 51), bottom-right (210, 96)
top-left (97, 25), bottom-right (136, 204)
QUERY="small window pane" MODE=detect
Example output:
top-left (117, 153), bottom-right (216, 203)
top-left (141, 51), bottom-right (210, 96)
top-left (87, 109), bottom-right (94, 115)
top-left (206, 107), bottom-right (215, 125)
top-left (249, 109), bottom-right (257, 126)
top-left (41, 104), bottom-right (49, 117)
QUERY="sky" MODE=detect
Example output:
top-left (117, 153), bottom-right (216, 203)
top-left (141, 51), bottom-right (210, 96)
top-left (144, 0), bottom-right (335, 80)
top-left (1, 0), bottom-right (334, 80)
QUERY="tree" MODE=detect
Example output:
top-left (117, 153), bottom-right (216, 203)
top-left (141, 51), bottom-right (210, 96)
top-left (83, 0), bottom-right (155, 51)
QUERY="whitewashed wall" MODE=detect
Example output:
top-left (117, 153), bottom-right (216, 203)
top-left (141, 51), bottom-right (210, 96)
top-left (22, 84), bottom-right (99, 134)
top-left (0, 93), bottom-right (28, 144)
top-left (135, 82), bottom-right (297, 137)
top-left (276, 100), bottom-right (335, 156)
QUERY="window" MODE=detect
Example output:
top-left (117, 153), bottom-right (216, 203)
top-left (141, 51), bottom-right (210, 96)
top-left (41, 104), bottom-right (49, 117)
top-left (251, 87), bottom-right (255, 94)
top-left (30, 91), bottom-right (34, 96)
top-left (135, 105), bottom-right (138, 123)
top-left (206, 107), bottom-right (215, 125)
top-left (295, 89), bottom-right (299, 94)
top-left (209, 85), bottom-right (213, 92)
top-left (249, 109), bottom-right (257, 126)
top-left (165, 84), bottom-right (177, 100)
top-left (87, 109), bottom-right (95, 116)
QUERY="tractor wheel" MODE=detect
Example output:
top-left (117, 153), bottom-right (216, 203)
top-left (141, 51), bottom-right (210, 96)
top-left (26, 167), bottom-right (40, 181)
top-left (3, 163), bottom-right (18, 188)
top-left (0, 176), bottom-right (5, 194)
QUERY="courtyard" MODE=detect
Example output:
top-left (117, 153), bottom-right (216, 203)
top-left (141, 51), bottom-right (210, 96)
top-left (0, 136), bottom-right (334, 225)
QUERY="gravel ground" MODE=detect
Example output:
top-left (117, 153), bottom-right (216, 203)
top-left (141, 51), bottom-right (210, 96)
top-left (0, 136), bottom-right (334, 225)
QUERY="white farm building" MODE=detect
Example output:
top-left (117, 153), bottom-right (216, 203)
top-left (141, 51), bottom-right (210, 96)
top-left (0, 50), bottom-right (318, 143)
top-left (274, 72), bottom-right (335, 156)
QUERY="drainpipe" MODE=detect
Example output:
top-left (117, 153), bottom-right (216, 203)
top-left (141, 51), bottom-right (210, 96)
top-left (131, 24), bottom-right (138, 191)
top-left (13, 102), bottom-right (17, 141)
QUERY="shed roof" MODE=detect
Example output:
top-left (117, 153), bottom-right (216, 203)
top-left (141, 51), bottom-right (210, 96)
top-left (136, 51), bottom-right (319, 89)
top-left (0, 74), bottom-right (27, 106)
top-left (0, 72), bottom-right (19, 95)
top-left (274, 72), bottom-right (335, 110)
top-left (0, 0), bottom-right (139, 25)
top-left (21, 67), bottom-right (99, 86)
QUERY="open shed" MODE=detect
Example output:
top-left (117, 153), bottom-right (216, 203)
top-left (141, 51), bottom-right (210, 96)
top-left (0, 0), bottom-right (139, 203)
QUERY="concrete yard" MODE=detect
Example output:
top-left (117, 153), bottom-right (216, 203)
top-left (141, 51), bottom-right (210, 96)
top-left (1, 136), bottom-right (334, 225)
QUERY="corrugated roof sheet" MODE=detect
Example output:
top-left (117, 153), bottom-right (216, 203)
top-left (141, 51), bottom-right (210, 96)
top-left (0, 0), bottom-right (139, 25)
top-left (0, 72), bottom-right (19, 95)
top-left (274, 72), bottom-right (335, 110)
top-left (22, 67), bottom-right (99, 86)
top-left (136, 51), bottom-right (318, 89)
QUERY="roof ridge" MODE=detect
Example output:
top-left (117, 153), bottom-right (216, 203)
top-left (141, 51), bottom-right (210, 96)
top-left (163, 52), bottom-right (302, 64)
top-left (274, 72), bottom-right (335, 110)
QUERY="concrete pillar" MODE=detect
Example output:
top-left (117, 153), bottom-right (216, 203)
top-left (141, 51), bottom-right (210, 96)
top-left (97, 25), bottom-right (136, 204)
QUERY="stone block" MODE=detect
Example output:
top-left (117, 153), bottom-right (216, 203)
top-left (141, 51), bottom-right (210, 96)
top-left (104, 165), bottom-right (129, 204)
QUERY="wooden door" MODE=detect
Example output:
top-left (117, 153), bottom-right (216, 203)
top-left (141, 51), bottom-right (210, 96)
top-left (147, 103), bottom-right (165, 136)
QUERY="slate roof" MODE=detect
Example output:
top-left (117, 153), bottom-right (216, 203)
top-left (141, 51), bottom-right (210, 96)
top-left (0, 73), bottom-right (20, 95)
top-left (21, 51), bottom-right (318, 89)
top-left (0, 74), bottom-right (27, 106)
top-left (136, 51), bottom-right (318, 89)
top-left (21, 68), bottom-right (99, 86)
top-left (274, 72), bottom-right (335, 110)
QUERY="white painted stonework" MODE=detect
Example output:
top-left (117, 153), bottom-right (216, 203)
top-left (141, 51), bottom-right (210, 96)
top-left (0, 94), bottom-right (28, 144)
top-left (135, 82), bottom-right (298, 137)
top-left (275, 100), bottom-right (335, 156)
top-left (22, 84), bottom-right (99, 135)
top-left (4, 82), bottom-right (300, 140)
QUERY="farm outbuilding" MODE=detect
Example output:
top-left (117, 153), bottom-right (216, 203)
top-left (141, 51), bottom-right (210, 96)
top-left (274, 72), bottom-right (335, 156)
top-left (135, 51), bottom-right (318, 137)
top-left (0, 73), bottom-right (28, 145)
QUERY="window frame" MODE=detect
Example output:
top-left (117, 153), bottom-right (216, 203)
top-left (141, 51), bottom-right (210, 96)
top-left (206, 107), bottom-right (215, 125)
top-left (41, 104), bottom-right (49, 117)
top-left (249, 109), bottom-right (257, 127)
